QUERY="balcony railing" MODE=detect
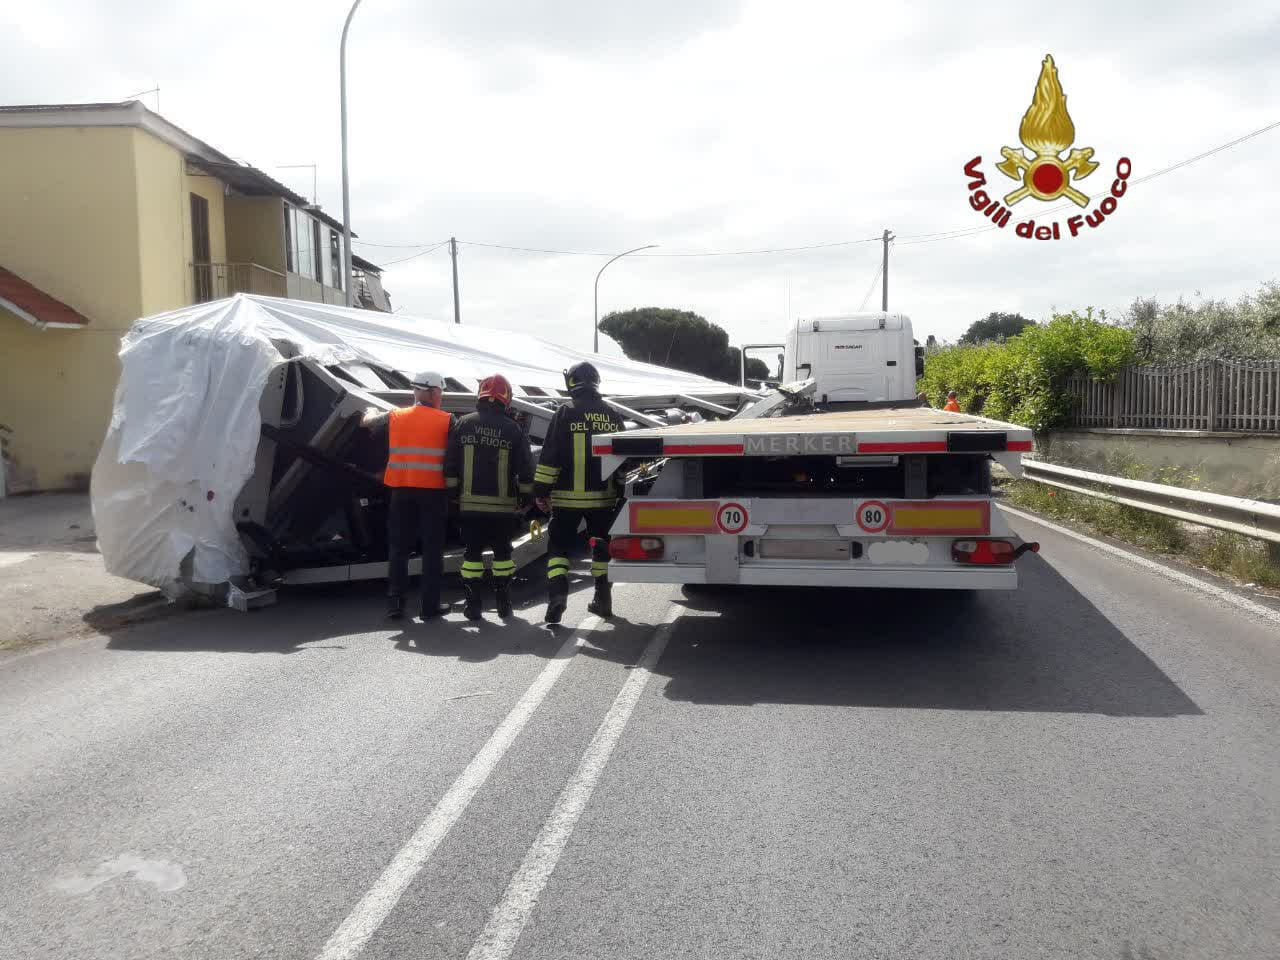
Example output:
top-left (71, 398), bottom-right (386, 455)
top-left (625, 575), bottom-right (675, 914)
top-left (192, 262), bottom-right (288, 303)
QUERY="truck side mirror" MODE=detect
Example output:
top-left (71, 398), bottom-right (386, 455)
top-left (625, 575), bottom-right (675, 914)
top-left (914, 346), bottom-right (925, 377)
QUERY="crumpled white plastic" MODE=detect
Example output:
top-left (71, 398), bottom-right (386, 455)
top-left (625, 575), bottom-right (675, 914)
top-left (91, 295), bottom-right (728, 592)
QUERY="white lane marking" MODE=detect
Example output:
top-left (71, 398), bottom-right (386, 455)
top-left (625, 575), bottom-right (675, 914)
top-left (315, 615), bottom-right (601, 960)
top-left (465, 605), bottom-right (679, 960)
top-left (999, 504), bottom-right (1280, 627)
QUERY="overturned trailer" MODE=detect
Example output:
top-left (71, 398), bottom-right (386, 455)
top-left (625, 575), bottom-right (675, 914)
top-left (91, 296), bottom-right (756, 606)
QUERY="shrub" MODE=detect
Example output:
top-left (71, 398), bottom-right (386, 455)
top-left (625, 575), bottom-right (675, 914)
top-left (918, 309), bottom-right (1134, 431)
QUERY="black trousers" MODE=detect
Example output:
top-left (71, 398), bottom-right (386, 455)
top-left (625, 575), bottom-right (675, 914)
top-left (547, 508), bottom-right (615, 582)
top-left (387, 488), bottom-right (448, 609)
top-left (460, 516), bottom-right (516, 565)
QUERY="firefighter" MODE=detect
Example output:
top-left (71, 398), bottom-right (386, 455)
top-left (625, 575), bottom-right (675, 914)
top-left (372, 371), bottom-right (453, 621)
top-left (445, 374), bottom-right (535, 621)
top-left (533, 361), bottom-right (626, 624)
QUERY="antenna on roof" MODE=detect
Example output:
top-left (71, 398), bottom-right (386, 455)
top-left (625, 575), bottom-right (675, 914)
top-left (277, 164), bottom-right (318, 204)
top-left (124, 87), bottom-right (160, 112)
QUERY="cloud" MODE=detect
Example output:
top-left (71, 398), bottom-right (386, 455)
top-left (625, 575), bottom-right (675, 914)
top-left (2, 0), bottom-right (1277, 353)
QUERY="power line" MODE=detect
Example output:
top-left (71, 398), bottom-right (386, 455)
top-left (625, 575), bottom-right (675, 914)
top-left (895, 116), bottom-right (1280, 245)
top-left (858, 244), bottom-right (889, 310)
top-left (456, 236), bottom-right (884, 258)
top-left (352, 238), bottom-right (448, 249)
top-left (1130, 117), bottom-right (1280, 185)
top-left (358, 117), bottom-right (1279, 259)
top-left (378, 239), bottom-right (450, 266)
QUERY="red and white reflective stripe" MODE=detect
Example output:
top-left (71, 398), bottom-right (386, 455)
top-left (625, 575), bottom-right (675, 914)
top-left (857, 440), bottom-right (948, 454)
top-left (663, 443), bottom-right (744, 455)
top-left (595, 435), bottom-right (1032, 457)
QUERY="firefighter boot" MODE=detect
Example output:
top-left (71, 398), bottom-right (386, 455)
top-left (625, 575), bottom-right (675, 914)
top-left (545, 576), bottom-right (569, 624)
top-left (587, 577), bottom-right (612, 619)
top-left (386, 594), bottom-right (405, 620)
top-left (463, 581), bottom-right (483, 621)
top-left (495, 580), bottom-right (513, 619)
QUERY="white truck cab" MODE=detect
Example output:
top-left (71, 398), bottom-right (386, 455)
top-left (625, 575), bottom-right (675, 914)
top-left (744, 312), bottom-right (925, 404)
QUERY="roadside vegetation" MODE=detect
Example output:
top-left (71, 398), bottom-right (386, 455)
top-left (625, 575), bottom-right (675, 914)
top-left (920, 280), bottom-right (1280, 432)
top-left (1125, 280), bottom-right (1280, 363)
top-left (926, 283), bottom-right (1280, 591)
top-left (599, 307), bottom-right (771, 383)
top-left (918, 309), bottom-right (1133, 431)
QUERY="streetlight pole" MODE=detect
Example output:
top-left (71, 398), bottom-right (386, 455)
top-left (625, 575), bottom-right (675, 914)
top-left (339, 0), bottom-right (364, 308)
top-left (594, 244), bottom-right (657, 353)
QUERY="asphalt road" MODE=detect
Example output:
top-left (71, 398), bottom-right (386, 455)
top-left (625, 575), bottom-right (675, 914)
top-left (2, 511), bottom-right (1277, 960)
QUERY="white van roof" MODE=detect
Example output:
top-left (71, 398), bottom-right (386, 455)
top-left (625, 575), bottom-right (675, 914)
top-left (795, 312), bottom-right (908, 332)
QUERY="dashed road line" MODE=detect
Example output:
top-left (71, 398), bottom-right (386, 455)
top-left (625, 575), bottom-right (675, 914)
top-left (314, 614), bottom-right (603, 960)
top-left (464, 604), bottom-right (680, 960)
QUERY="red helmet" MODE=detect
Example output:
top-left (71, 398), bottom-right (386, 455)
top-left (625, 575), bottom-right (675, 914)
top-left (478, 374), bottom-right (514, 408)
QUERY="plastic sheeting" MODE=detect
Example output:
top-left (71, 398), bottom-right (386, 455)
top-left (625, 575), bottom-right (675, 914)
top-left (91, 295), bottom-right (731, 592)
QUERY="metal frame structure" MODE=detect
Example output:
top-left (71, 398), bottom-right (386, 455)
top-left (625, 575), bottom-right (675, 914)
top-left (226, 354), bottom-right (763, 602)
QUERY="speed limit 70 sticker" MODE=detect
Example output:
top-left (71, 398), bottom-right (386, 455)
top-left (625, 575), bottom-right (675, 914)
top-left (856, 500), bottom-right (890, 533)
top-left (716, 501), bottom-right (749, 534)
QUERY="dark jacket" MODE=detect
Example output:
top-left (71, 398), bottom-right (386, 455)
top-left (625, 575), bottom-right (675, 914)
top-left (445, 405), bottom-right (535, 516)
top-left (533, 390), bottom-right (627, 510)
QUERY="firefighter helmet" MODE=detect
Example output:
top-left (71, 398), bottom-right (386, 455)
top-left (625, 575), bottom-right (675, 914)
top-left (477, 373), bottom-right (514, 408)
top-left (564, 361), bottom-right (601, 394)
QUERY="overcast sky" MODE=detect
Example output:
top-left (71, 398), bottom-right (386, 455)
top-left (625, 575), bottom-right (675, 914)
top-left (3, 0), bottom-right (1278, 354)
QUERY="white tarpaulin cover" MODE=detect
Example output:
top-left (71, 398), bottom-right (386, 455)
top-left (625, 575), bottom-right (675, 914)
top-left (91, 295), bottom-right (731, 591)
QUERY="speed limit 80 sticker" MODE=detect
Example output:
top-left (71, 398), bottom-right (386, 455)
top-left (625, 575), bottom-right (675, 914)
top-left (856, 500), bottom-right (891, 533)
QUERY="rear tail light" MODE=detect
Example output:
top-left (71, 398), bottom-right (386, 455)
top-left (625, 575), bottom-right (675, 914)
top-left (952, 539), bottom-right (1017, 565)
top-left (609, 536), bottom-right (665, 561)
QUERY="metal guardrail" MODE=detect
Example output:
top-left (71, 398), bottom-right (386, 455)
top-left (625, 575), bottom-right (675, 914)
top-left (1021, 458), bottom-right (1280, 544)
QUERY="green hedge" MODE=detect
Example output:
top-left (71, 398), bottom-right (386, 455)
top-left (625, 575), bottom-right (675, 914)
top-left (918, 310), bottom-right (1134, 432)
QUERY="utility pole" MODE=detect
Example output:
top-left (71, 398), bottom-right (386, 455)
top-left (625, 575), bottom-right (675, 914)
top-left (339, 0), bottom-right (364, 307)
top-left (881, 228), bottom-right (894, 312)
top-left (449, 237), bottom-right (461, 325)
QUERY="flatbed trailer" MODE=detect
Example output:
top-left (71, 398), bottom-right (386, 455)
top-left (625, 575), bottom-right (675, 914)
top-left (596, 396), bottom-right (1038, 591)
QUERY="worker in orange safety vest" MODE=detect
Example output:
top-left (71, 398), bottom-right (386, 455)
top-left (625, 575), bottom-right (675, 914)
top-left (944, 391), bottom-right (962, 413)
top-left (365, 370), bottom-right (454, 621)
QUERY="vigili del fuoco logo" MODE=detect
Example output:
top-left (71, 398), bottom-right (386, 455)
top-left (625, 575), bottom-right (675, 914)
top-left (963, 54), bottom-right (1131, 240)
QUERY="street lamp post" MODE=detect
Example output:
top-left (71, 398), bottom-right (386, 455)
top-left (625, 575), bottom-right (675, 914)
top-left (594, 244), bottom-right (657, 353)
top-left (339, 0), bottom-right (364, 308)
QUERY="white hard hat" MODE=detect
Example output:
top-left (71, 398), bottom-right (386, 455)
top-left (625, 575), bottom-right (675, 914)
top-left (410, 370), bottom-right (445, 389)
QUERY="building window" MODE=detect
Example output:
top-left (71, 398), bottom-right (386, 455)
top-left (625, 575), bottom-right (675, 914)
top-left (288, 205), bottom-right (314, 279)
top-left (311, 217), bottom-right (323, 283)
top-left (191, 193), bottom-right (212, 303)
top-left (329, 230), bottom-right (344, 291)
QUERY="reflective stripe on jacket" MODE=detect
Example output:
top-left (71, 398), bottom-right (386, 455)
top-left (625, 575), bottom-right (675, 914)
top-left (533, 391), bottom-right (627, 510)
top-left (384, 405), bottom-right (451, 488)
top-left (444, 407), bottom-right (535, 515)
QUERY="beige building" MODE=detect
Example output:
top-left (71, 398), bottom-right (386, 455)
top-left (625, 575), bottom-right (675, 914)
top-left (0, 100), bottom-right (390, 494)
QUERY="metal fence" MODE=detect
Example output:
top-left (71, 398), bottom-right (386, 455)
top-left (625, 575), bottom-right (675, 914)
top-left (1066, 359), bottom-right (1280, 433)
top-left (192, 262), bottom-right (288, 303)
